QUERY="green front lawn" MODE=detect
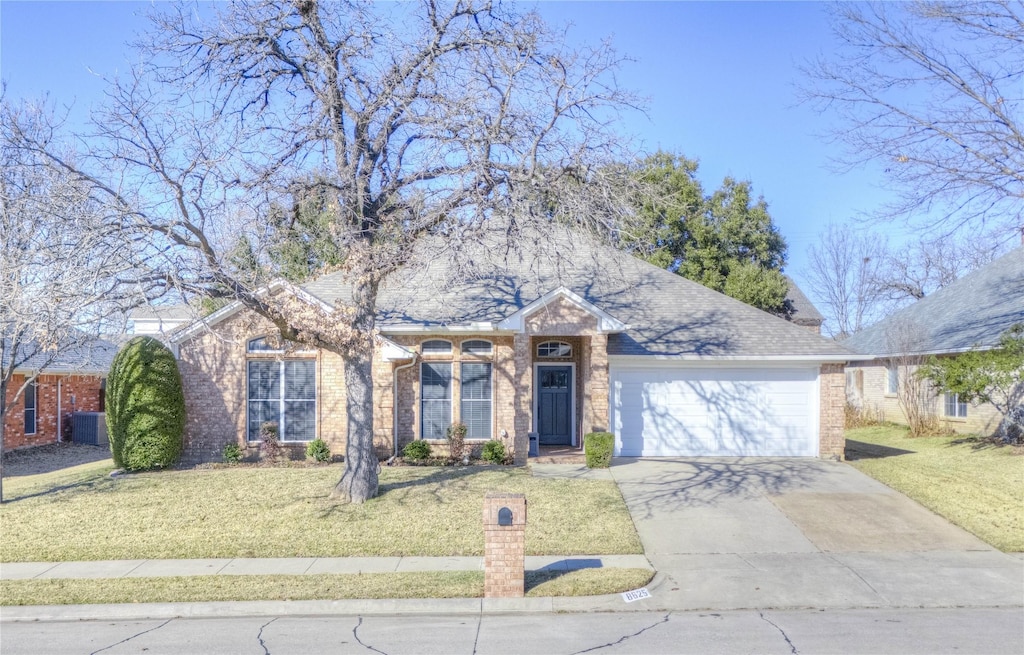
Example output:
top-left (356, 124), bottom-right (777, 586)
top-left (0, 463), bottom-right (642, 562)
top-left (0, 568), bottom-right (655, 606)
top-left (846, 425), bottom-right (1024, 552)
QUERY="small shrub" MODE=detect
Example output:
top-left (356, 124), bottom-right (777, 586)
top-left (585, 432), bottom-right (614, 468)
top-left (481, 439), bottom-right (506, 464)
top-left (222, 442), bottom-right (243, 464)
top-left (446, 422), bottom-right (467, 461)
top-left (845, 401), bottom-right (883, 429)
top-left (306, 438), bottom-right (331, 463)
top-left (403, 440), bottom-right (432, 461)
top-left (260, 422), bottom-right (283, 463)
top-left (106, 336), bottom-right (185, 471)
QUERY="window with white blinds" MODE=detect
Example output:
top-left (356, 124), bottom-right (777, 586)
top-left (247, 360), bottom-right (316, 441)
top-left (460, 362), bottom-right (492, 439)
top-left (420, 362), bottom-right (451, 440)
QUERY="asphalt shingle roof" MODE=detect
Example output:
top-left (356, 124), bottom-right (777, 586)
top-left (2, 333), bottom-right (118, 375)
top-left (842, 247), bottom-right (1024, 356)
top-left (302, 223), bottom-right (853, 359)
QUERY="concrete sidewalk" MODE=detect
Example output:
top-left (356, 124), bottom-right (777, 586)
top-left (1, 554), bottom-right (651, 580)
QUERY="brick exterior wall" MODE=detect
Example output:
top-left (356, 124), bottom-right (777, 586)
top-left (818, 363), bottom-right (846, 460)
top-left (174, 296), bottom-right (616, 465)
top-left (3, 374), bottom-right (104, 451)
top-left (847, 361), bottom-right (1002, 435)
top-left (176, 312), bottom-right (348, 463)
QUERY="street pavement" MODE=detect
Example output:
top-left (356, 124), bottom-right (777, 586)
top-left (1, 608), bottom-right (1021, 654)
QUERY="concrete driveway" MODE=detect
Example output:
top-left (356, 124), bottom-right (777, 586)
top-left (610, 457), bottom-right (1024, 611)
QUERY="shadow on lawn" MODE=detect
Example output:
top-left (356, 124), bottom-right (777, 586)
top-left (844, 439), bottom-right (915, 461)
top-left (2, 474), bottom-right (118, 504)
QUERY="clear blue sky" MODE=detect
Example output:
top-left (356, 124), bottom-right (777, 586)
top-left (0, 1), bottom-right (905, 295)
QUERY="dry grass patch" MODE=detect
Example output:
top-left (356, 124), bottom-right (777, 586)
top-left (847, 425), bottom-right (1023, 552)
top-left (1, 465), bottom-right (641, 562)
top-left (0, 568), bottom-right (653, 605)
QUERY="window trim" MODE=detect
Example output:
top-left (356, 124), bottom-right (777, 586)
top-left (460, 339), bottom-right (493, 356)
top-left (943, 392), bottom-right (968, 418)
top-left (421, 339), bottom-right (453, 355)
top-left (420, 361), bottom-right (453, 440)
top-left (246, 358), bottom-right (317, 442)
top-left (537, 340), bottom-right (573, 358)
top-left (460, 361), bottom-right (493, 440)
top-left (24, 381), bottom-right (37, 436)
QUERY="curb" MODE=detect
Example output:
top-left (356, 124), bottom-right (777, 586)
top-left (0, 593), bottom-right (647, 623)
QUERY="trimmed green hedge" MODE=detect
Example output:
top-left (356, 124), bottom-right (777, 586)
top-left (584, 432), bottom-right (614, 468)
top-left (106, 336), bottom-right (185, 471)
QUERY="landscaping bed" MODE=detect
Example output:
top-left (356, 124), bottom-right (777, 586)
top-left (846, 425), bottom-right (1023, 552)
top-left (0, 461), bottom-right (643, 562)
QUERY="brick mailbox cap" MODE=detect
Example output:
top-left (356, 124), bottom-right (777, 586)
top-left (483, 492), bottom-right (527, 527)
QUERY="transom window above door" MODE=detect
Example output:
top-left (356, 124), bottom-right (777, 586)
top-left (537, 341), bottom-right (572, 358)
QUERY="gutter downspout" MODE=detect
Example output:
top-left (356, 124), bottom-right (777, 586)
top-left (393, 355), bottom-right (419, 459)
top-left (57, 378), bottom-right (62, 443)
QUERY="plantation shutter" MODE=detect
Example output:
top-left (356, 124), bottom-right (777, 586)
top-left (460, 362), bottom-right (492, 439)
top-left (283, 360), bottom-right (316, 441)
top-left (421, 362), bottom-right (451, 440)
top-left (247, 361), bottom-right (281, 441)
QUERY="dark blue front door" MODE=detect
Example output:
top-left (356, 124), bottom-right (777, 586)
top-left (538, 366), bottom-right (572, 445)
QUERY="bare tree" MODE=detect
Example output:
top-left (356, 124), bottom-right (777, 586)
top-left (885, 317), bottom-right (940, 437)
top-left (874, 235), bottom-right (1003, 307)
top-left (805, 223), bottom-right (887, 338)
top-left (0, 98), bottom-right (146, 502)
top-left (803, 1), bottom-right (1024, 237)
top-left (9, 1), bottom-right (642, 503)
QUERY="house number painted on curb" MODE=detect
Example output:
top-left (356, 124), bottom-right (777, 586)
top-left (621, 587), bottom-right (651, 603)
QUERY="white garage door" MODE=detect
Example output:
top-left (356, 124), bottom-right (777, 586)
top-left (610, 366), bottom-right (819, 457)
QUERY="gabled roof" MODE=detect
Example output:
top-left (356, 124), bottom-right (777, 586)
top-left (843, 247), bottom-right (1024, 356)
top-left (301, 223), bottom-right (855, 361)
top-left (784, 277), bottom-right (824, 327)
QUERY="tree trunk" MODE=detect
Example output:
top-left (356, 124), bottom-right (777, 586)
top-left (333, 344), bottom-right (378, 503)
top-left (0, 378), bottom-right (7, 504)
top-left (332, 275), bottom-right (380, 503)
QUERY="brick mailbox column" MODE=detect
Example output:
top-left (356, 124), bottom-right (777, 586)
top-left (483, 492), bottom-right (527, 598)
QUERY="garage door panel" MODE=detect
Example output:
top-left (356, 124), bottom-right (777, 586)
top-left (611, 366), bottom-right (818, 457)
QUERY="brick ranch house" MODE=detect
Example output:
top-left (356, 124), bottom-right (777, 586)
top-left (168, 225), bottom-right (859, 465)
top-left (844, 247), bottom-right (1023, 435)
top-left (2, 339), bottom-right (116, 451)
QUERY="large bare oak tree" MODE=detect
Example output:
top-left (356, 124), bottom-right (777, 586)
top-left (9, 0), bottom-right (642, 502)
top-left (803, 1), bottom-right (1024, 236)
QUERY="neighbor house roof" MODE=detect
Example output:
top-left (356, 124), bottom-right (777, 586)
top-left (300, 222), bottom-right (855, 361)
top-left (783, 277), bottom-right (824, 327)
top-left (843, 247), bottom-right (1024, 357)
top-left (3, 333), bottom-right (118, 376)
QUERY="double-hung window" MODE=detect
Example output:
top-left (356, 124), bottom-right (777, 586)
top-left (421, 362), bottom-right (451, 440)
top-left (24, 382), bottom-right (37, 435)
top-left (247, 360), bottom-right (316, 441)
top-left (461, 362), bottom-right (492, 439)
top-left (944, 392), bottom-right (968, 418)
top-left (886, 365), bottom-right (899, 394)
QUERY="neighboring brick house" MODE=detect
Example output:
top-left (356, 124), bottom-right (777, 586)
top-left (844, 247), bottom-right (1023, 435)
top-left (2, 338), bottom-right (116, 451)
top-left (169, 224), bottom-right (857, 464)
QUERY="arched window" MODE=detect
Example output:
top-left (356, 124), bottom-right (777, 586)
top-left (461, 339), bottom-right (493, 355)
top-left (421, 339), bottom-right (452, 355)
top-left (537, 341), bottom-right (572, 358)
top-left (247, 336), bottom-right (280, 352)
